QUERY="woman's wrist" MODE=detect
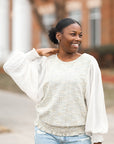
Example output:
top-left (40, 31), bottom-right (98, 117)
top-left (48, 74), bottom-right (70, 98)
top-left (35, 49), bottom-right (43, 56)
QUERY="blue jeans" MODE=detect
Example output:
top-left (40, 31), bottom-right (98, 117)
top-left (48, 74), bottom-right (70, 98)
top-left (34, 126), bottom-right (91, 144)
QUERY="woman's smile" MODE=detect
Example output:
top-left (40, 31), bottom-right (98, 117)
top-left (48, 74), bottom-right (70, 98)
top-left (71, 43), bottom-right (79, 49)
top-left (56, 23), bottom-right (82, 55)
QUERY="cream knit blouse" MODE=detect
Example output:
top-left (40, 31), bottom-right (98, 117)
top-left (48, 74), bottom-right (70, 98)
top-left (3, 48), bottom-right (108, 143)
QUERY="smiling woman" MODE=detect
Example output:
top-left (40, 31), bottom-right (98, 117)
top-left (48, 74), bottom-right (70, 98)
top-left (48, 18), bottom-right (83, 61)
top-left (57, 23), bottom-right (82, 55)
top-left (3, 18), bottom-right (108, 144)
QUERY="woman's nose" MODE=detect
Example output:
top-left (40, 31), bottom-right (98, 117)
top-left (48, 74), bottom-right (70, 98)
top-left (75, 35), bottom-right (81, 41)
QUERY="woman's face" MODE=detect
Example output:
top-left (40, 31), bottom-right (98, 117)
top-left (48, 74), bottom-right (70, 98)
top-left (57, 23), bottom-right (82, 54)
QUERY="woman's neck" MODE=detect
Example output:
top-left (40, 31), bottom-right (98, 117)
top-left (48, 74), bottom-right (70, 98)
top-left (57, 47), bottom-right (81, 62)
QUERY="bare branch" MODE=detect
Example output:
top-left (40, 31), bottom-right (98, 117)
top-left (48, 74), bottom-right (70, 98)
top-left (54, 0), bottom-right (67, 21)
top-left (28, 0), bottom-right (68, 47)
top-left (29, 0), bottom-right (47, 34)
top-left (29, 0), bottom-right (53, 47)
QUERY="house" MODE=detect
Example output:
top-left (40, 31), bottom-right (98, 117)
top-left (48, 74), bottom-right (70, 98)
top-left (0, 0), bottom-right (114, 64)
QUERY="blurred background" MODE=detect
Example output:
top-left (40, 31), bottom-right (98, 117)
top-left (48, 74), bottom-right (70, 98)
top-left (0, 0), bottom-right (114, 144)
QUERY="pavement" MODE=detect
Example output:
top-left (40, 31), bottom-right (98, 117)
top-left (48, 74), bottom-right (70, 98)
top-left (0, 90), bottom-right (114, 144)
top-left (0, 90), bottom-right (35, 144)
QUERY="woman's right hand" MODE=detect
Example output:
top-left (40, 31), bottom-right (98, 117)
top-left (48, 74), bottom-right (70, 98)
top-left (36, 48), bottom-right (59, 57)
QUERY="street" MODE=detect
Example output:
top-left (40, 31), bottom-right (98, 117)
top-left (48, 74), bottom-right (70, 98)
top-left (0, 90), bottom-right (113, 144)
top-left (0, 90), bottom-right (35, 144)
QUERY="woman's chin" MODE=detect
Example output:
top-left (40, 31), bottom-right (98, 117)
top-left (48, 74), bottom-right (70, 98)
top-left (67, 50), bottom-right (78, 54)
top-left (71, 47), bottom-right (79, 53)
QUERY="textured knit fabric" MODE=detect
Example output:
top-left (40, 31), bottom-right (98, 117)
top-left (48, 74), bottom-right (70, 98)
top-left (3, 48), bottom-right (108, 143)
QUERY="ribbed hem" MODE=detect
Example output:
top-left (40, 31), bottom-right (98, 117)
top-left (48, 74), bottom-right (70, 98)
top-left (35, 120), bottom-right (85, 136)
top-left (92, 134), bottom-right (104, 143)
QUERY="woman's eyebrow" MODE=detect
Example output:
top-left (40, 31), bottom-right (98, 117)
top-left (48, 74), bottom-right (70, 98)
top-left (70, 31), bottom-right (82, 33)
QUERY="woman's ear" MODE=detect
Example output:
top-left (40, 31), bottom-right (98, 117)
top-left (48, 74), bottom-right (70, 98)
top-left (56, 32), bottom-right (62, 42)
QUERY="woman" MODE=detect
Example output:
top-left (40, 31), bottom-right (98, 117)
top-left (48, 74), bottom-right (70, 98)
top-left (3, 18), bottom-right (108, 144)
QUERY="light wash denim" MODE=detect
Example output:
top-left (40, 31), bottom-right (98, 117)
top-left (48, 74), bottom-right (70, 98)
top-left (34, 126), bottom-right (91, 144)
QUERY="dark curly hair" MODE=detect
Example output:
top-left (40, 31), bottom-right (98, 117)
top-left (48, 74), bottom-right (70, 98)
top-left (48, 18), bottom-right (81, 44)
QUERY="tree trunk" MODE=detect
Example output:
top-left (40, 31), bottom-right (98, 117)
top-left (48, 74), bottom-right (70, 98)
top-left (29, 0), bottom-right (53, 47)
top-left (54, 0), bottom-right (67, 22)
top-left (29, 0), bottom-right (68, 47)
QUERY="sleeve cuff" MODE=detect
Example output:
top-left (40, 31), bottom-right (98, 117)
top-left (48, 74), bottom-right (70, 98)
top-left (25, 48), bottom-right (41, 61)
top-left (92, 134), bottom-right (104, 143)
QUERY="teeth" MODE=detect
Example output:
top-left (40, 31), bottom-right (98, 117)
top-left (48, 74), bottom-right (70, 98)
top-left (72, 44), bottom-right (79, 46)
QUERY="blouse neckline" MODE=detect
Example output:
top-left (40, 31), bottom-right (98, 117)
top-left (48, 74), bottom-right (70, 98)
top-left (56, 53), bottom-right (85, 64)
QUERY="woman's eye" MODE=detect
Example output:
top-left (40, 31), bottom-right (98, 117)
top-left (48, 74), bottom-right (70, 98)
top-left (70, 33), bottom-right (76, 36)
top-left (79, 34), bottom-right (83, 38)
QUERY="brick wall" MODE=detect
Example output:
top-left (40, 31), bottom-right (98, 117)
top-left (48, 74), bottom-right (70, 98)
top-left (81, 0), bottom-right (89, 49)
top-left (101, 0), bottom-right (114, 45)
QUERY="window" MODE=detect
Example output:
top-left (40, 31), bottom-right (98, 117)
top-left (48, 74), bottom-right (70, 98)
top-left (89, 8), bottom-right (101, 47)
top-left (40, 33), bottom-right (49, 48)
top-left (42, 14), bottom-right (55, 29)
top-left (69, 10), bottom-right (82, 23)
top-left (40, 14), bottom-right (55, 48)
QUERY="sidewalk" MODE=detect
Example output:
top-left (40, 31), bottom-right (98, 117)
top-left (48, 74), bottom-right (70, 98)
top-left (0, 90), bottom-right (114, 144)
top-left (0, 90), bottom-right (35, 144)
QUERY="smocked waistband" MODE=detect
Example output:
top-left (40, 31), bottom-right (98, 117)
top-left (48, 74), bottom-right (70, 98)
top-left (36, 120), bottom-right (85, 136)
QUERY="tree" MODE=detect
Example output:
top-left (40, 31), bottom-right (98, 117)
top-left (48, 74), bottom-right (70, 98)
top-left (54, 0), bottom-right (67, 22)
top-left (29, 0), bottom-right (67, 47)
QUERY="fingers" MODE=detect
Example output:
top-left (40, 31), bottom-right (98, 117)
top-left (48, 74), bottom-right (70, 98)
top-left (45, 49), bottom-right (59, 57)
top-left (36, 48), bottom-right (59, 57)
top-left (49, 49), bottom-right (59, 54)
top-left (51, 48), bottom-right (59, 53)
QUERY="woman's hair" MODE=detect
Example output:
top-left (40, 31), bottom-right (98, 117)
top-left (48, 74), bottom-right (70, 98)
top-left (48, 18), bottom-right (81, 44)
